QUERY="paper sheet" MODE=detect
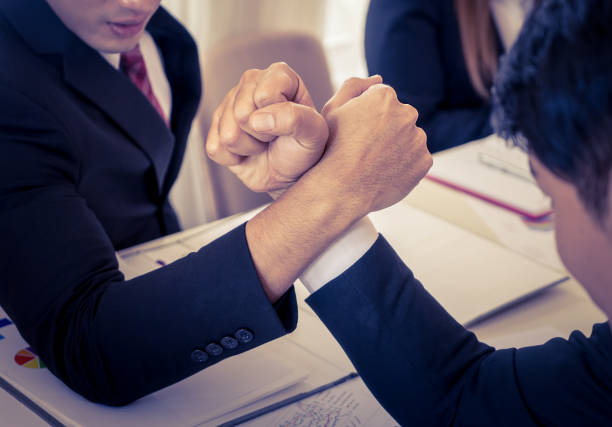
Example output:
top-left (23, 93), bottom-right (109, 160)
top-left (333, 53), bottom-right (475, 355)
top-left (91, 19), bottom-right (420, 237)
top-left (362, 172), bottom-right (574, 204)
top-left (485, 327), bottom-right (563, 349)
top-left (0, 307), bottom-right (309, 426)
top-left (463, 196), bottom-right (564, 271)
top-left (369, 203), bottom-right (567, 326)
top-left (428, 134), bottom-right (551, 218)
top-left (0, 385), bottom-right (48, 427)
top-left (242, 377), bottom-right (399, 427)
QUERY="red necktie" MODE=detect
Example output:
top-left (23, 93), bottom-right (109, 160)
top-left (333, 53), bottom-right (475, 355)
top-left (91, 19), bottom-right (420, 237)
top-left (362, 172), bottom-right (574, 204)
top-left (120, 44), bottom-right (169, 126)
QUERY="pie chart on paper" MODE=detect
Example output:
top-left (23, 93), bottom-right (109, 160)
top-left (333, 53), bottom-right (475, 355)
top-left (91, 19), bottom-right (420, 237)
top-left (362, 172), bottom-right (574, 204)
top-left (14, 347), bottom-right (46, 369)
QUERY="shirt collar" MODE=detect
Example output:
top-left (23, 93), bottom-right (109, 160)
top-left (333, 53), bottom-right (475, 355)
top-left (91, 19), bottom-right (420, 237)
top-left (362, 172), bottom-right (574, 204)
top-left (100, 52), bottom-right (120, 69)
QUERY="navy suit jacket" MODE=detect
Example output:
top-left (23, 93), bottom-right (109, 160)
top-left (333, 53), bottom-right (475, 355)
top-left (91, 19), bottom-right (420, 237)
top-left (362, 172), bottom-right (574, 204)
top-left (0, 0), bottom-right (296, 405)
top-left (365, 0), bottom-right (498, 152)
top-left (308, 236), bottom-right (612, 425)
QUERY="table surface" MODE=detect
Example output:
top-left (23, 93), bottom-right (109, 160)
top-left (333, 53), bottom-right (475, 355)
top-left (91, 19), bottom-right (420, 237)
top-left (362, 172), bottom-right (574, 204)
top-left (0, 386), bottom-right (49, 427)
top-left (287, 178), bottom-right (606, 373)
top-left (408, 179), bottom-right (605, 341)
top-left (2, 176), bottom-right (606, 426)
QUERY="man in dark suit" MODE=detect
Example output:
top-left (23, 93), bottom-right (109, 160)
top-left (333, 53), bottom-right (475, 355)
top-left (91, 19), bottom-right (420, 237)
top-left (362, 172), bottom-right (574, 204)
top-left (0, 0), bottom-right (431, 406)
top-left (211, 0), bottom-right (612, 425)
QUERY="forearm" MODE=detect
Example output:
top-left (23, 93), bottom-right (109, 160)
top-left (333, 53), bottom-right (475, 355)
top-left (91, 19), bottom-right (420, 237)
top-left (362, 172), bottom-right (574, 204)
top-left (81, 224), bottom-right (295, 405)
top-left (246, 167), bottom-right (365, 302)
top-left (306, 236), bottom-right (513, 425)
top-left (3, 199), bottom-right (295, 406)
top-left (309, 237), bottom-right (612, 424)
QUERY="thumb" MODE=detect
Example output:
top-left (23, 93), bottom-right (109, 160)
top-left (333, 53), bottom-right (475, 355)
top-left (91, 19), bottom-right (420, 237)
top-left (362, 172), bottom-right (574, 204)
top-left (249, 102), bottom-right (329, 151)
top-left (322, 75), bottom-right (383, 117)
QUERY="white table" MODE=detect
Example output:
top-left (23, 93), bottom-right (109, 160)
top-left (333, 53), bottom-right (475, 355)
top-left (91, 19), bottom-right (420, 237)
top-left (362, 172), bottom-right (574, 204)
top-left (2, 178), bottom-right (605, 426)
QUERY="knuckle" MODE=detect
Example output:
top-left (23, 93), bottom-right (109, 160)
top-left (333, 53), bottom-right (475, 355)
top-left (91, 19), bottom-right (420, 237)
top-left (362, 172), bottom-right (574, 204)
top-left (269, 61), bottom-right (291, 73)
top-left (367, 84), bottom-right (397, 104)
top-left (205, 140), bottom-right (218, 159)
top-left (403, 104), bottom-right (419, 121)
top-left (233, 103), bottom-right (251, 126)
top-left (426, 152), bottom-right (434, 169)
top-left (240, 68), bottom-right (261, 83)
top-left (416, 127), bottom-right (427, 145)
top-left (267, 62), bottom-right (295, 85)
top-left (380, 84), bottom-right (398, 100)
top-left (253, 88), bottom-right (274, 106)
top-left (342, 77), bottom-right (362, 89)
top-left (219, 127), bottom-right (240, 148)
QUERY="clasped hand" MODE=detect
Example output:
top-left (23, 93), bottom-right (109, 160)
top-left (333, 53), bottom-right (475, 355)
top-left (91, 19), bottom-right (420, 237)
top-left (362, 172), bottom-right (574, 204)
top-left (206, 62), bottom-right (432, 215)
top-left (206, 62), bottom-right (329, 198)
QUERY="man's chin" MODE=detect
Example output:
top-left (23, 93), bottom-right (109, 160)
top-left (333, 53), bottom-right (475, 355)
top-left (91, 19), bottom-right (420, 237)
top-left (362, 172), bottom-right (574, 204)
top-left (93, 33), bottom-right (142, 54)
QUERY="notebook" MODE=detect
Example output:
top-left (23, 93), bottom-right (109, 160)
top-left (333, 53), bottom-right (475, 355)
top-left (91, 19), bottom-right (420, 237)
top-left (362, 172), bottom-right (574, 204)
top-left (427, 134), bottom-right (552, 219)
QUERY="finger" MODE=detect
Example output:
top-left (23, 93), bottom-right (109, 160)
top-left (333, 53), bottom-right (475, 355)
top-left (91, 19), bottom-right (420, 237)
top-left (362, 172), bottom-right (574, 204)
top-left (218, 87), bottom-right (268, 156)
top-left (206, 106), bottom-right (245, 166)
top-left (249, 102), bottom-right (329, 151)
top-left (254, 62), bottom-right (315, 109)
top-left (400, 102), bottom-right (420, 125)
top-left (233, 80), bottom-right (276, 143)
top-left (322, 75), bottom-right (383, 117)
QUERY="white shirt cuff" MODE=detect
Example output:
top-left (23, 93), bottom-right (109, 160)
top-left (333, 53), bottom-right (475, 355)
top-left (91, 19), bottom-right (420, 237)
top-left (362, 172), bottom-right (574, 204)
top-left (300, 216), bottom-right (378, 294)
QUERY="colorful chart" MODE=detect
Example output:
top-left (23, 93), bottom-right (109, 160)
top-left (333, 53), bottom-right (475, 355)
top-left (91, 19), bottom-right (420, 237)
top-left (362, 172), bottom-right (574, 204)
top-left (14, 347), bottom-right (46, 369)
top-left (0, 317), bottom-right (12, 341)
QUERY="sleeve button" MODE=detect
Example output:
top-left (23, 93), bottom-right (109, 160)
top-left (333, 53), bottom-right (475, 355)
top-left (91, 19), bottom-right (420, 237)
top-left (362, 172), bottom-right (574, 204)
top-left (220, 336), bottom-right (239, 349)
top-left (190, 349), bottom-right (208, 363)
top-left (205, 342), bottom-right (224, 357)
top-left (234, 328), bottom-right (254, 344)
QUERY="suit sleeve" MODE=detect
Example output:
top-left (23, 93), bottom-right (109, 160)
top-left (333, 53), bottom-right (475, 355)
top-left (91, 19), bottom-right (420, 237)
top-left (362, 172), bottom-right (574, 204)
top-left (0, 85), bottom-right (297, 406)
top-left (306, 235), bottom-right (612, 426)
top-left (365, 0), bottom-right (493, 152)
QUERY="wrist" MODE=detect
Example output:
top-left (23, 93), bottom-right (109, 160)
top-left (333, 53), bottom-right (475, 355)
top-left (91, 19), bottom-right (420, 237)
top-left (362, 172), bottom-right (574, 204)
top-left (246, 167), bottom-right (365, 302)
top-left (300, 216), bottom-right (378, 294)
top-left (299, 159), bottom-right (373, 220)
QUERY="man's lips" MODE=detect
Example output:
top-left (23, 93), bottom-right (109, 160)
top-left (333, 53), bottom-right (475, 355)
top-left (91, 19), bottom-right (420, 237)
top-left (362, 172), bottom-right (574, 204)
top-left (108, 18), bottom-right (147, 38)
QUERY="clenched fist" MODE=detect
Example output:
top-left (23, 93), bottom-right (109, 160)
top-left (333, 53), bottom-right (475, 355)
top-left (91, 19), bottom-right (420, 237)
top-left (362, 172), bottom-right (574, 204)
top-left (205, 62), bottom-right (329, 197)
top-left (309, 77), bottom-right (433, 217)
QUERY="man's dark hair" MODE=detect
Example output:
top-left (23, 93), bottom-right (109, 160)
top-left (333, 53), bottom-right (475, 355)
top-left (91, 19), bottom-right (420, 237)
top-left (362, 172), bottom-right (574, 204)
top-left (492, 0), bottom-right (612, 220)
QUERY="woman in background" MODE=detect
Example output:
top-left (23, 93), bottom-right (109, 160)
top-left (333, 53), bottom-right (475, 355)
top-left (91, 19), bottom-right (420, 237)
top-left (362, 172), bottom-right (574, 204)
top-left (365, 0), bottom-right (534, 152)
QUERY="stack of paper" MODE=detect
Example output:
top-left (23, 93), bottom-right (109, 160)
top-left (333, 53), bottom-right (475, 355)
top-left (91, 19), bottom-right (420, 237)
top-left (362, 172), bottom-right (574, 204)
top-left (427, 134), bottom-right (552, 219)
top-left (369, 203), bottom-right (566, 326)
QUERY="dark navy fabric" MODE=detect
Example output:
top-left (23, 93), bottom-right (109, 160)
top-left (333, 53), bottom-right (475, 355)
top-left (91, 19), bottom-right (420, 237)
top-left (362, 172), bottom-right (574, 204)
top-left (0, 0), bottom-right (296, 405)
top-left (307, 235), bottom-right (612, 425)
top-left (365, 0), bottom-right (498, 152)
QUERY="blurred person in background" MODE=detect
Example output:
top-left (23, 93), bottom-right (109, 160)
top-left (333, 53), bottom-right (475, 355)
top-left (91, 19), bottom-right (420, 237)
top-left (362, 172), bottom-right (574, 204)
top-left (365, 0), bottom-right (537, 152)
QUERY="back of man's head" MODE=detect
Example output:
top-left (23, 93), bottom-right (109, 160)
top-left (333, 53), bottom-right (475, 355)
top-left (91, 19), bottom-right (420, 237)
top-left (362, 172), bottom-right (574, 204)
top-left (493, 0), bottom-right (612, 220)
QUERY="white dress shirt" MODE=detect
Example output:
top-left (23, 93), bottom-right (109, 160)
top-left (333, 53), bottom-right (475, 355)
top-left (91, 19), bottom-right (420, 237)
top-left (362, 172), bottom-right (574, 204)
top-left (99, 31), bottom-right (172, 120)
top-left (490, 0), bottom-right (534, 51)
top-left (300, 217), bottom-right (379, 293)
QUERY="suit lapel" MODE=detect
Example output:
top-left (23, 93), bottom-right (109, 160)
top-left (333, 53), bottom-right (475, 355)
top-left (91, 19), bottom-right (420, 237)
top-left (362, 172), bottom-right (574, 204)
top-left (148, 8), bottom-right (203, 196)
top-left (1, 0), bottom-right (175, 194)
top-left (62, 38), bottom-right (175, 192)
